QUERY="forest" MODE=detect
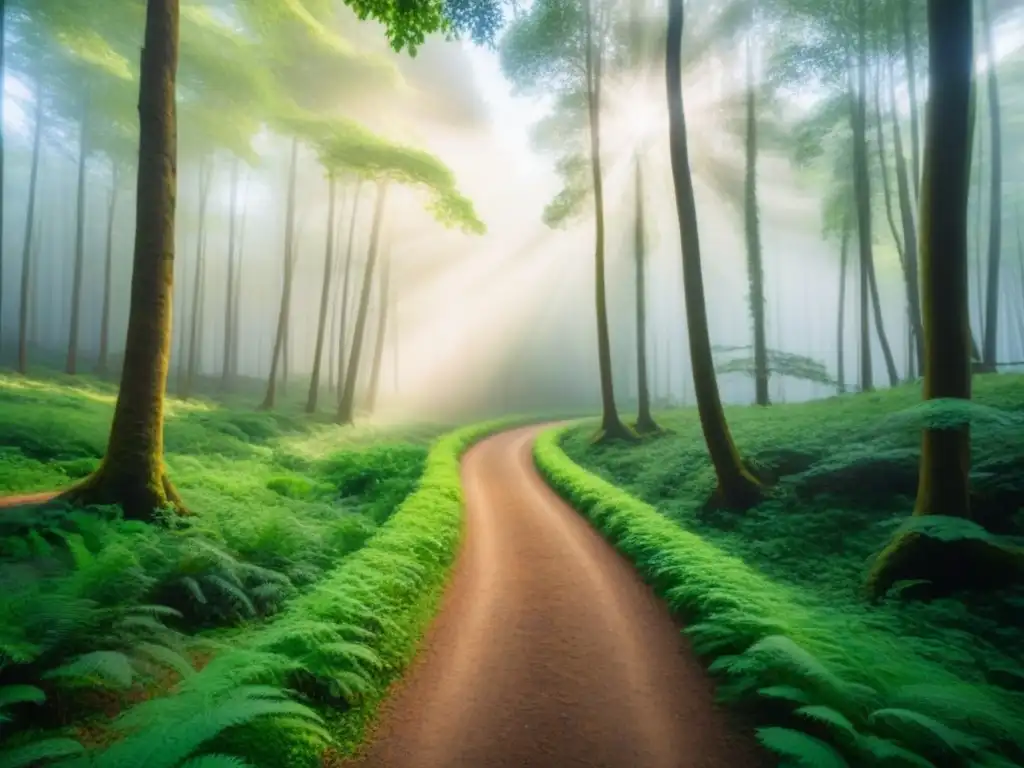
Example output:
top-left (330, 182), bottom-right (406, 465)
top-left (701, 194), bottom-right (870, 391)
top-left (0, 0), bottom-right (1022, 766)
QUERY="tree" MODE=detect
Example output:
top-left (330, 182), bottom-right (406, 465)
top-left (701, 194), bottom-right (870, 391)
top-left (865, 0), bottom-right (1016, 597)
top-left (61, 0), bottom-right (184, 519)
top-left (666, 0), bottom-right (761, 509)
top-left (979, 0), bottom-right (1003, 371)
top-left (17, 82), bottom-right (44, 375)
top-left (366, 241), bottom-right (391, 415)
top-left (501, 0), bottom-right (632, 441)
top-left (632, 154), bottom-right (658, 434)
top-left (306, 174), bottom-right (341, 413)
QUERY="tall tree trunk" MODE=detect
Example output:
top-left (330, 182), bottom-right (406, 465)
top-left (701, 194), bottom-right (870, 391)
top-left (338, 182), bottom-right (387, 425)
top-left (366, 245), bottom-right (390, 415)
top-left (306, 176), bottom-right (339, 413)
top-left (66, 92), bottom-right (91, 375)
top-left (837, 215), bottom-right (850, 394)
top-left (259, 137), bottom-right (299, 411)
top-left (64, 0), bottom-right (184, 520)
top-left (17, 85), bottom-right (43, 375)
top-left (97, 161), bottom-right (119, 375)
top-left (230, 191), bottom-right (247, 380)
top-left (584, 0), bottom-right (630, 441)
top-left (848, 9), bottom-right (877, 390)
top-left (221, 157), bottom-right (239, 387)
top-left (867, 0), bottom-right (998, 598)
top-left (174, 236), bottom-right (189, 393)
top-left (744, 27), bottom-right (769, 406)
top-left (183, 160), bottom-right (212, 400)
top-left (336, 182), bottom-right (362, 397)
top-left (900, 0), bottom-right (922, 202)
top-left (666, 0), bottom-right (761, 509)
top-left (980, 0), bottom-right (1002, 371)
top-left (633, 154), bottom-right (658, 433)
top-left (866, 241), bottom-right (900, 385)
top-left (884, 23), bottom-right (925, 373)
top-left (973, 88), bottom-right (986, 342)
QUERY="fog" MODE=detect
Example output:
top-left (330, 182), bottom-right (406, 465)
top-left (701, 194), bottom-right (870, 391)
top-left (3, 0), bottom-right (1023, 424)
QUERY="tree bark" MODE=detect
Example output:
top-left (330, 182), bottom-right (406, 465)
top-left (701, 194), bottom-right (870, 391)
top-left (865, 0), bottom-right (1015, 598)
top-left (666, 0), bottom-right (761, 509)
top-left (632, 154), bottom-right (658, 433)
top-left (584, 0), bottom-right (630, 441)
top-left (230, 191), bottom-right (247, 380)
top-left (884, 23), bottom-right (926, 374)
top-left (0, 0), bottom-right (5, 354)
top-left (837, 215), bottom-right (850, 394)
top-left (259, 137), bottom-right (299, 411)
top-left (183, 159), bottom-right (212, 400)
top-left (306, 175), bottom-right (339, 413)
top-left (744, 26), bottom-right (769, 407)
top-left (980, 0), bottom-right (1002, 371)
top-left (17, 84), bottom-right (43, 375)
top-left (866, 238), bottom-right (900, 386)
top-left (366, 245), bottom-right (390, 415)
top-left (97, 161), bottom-right (119, 375)
top-left (336, 182), bottom-right (363, 398)
top-left (63, 0), bottom-right (184, 520)
top-left (221, 157), bottom-right (239, 388)
top-left (66, 91), bottom-right (91, 375)
top-left (338, 181), bottom-right (387, 425)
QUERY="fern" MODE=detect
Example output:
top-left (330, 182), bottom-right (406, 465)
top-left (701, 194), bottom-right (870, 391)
top-left (869, 708), bottom-right (990, 760)
top-left (0, 737), bottom-right (84, 768)
top-left (854, 735), bottom-right (936, 767)
top-left (44, 650), bottom-right (136, 690)
top-left (0, 685), bottom-right (46, 710)
top-left (179, 757), bottom-right (255, 768)
top-left (757, 726), bottom-right (850, 767)
top-left (795, 705), bottom-right (861, 745)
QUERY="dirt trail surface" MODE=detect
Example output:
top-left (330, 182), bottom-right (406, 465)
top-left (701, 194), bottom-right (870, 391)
top-left (349, 425), bottom-right (766, 768)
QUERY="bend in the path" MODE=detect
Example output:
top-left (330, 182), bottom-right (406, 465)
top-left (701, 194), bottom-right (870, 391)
top-left (348, 424), bottom-right (766, 768)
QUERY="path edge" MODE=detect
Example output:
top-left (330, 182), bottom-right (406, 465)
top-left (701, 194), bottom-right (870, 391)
top-left (531, 423), bottom-right (1024, 768)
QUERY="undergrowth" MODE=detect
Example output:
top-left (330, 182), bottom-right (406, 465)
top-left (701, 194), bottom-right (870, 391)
top-left (0, 372), bottom-right (530, 767)
top-left (0, 372), bottom-right (466, 767)
top-left (539, 374), bottom-right (1024, 767)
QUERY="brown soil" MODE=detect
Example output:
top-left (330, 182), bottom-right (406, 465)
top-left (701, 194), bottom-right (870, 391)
top-left (347, 425), bottom-right (767, 768)
top-left (0, 490), bottom-right (59, 509)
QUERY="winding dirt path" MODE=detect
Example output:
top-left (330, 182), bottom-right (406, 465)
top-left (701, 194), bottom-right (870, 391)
top-left (349, 425), bottom-right (766, 768)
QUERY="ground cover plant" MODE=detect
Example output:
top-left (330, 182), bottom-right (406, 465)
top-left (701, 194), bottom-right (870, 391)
top-left (539, 373), bottom-right (1024, 767)
top-left (0, 371), bottom-right (499, 767)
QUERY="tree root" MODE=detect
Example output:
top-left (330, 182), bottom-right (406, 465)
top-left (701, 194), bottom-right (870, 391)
top-left (59, 462), bottom-right (189, 522)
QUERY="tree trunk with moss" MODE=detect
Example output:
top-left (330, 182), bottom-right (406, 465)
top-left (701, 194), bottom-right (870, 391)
top-left (585, 0), bottom-right (630, 442)
top-left (979, 0), bottom-right (1002, 372)
top-left (632, 154), bottom-right (658, 434)
top-left (666, 0), bottom-right (761, 509)
top-left (18, 83), bottom-right (43, 375)
top-left (338, 182), bottom-right (387, 425)
top-left (63, 0), bottom-right (184, 521)
top-left (259, 137), bottom-right (299, 411)
top-left (865, 0), bottom-right (1018, 598)
top-left (97, 162), bottom-right (119, 376)
top-left (367, 246), bottom-right (390, 415)
top-left (306, 176), bottom-right (339, 413)
top-left (837, 215), bottom-right (850, 394)
top-left (66, 92), bottom-right (91, 376)
top-left (744, 27), bottom-right (769, 407)
top-left (900, 0), bottom-right (921, 202)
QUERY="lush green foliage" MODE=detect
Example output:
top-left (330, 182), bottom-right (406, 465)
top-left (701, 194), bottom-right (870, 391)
top-left (0, 376), bottom-right (534, 766)
top-left (536, 375), bottom-right (1024, 767)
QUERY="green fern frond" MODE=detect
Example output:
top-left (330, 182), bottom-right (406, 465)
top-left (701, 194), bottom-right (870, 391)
top-left (204, 575), bottom-right (256, 617)
top-left (0, 737), bottom-right (84, 768)
top-left (869, 708), bottom-right (989, 759)
top-left (0, 685), bottom-right (46, 710)
top-left (44, 650), bottom-right (135, 690)
top-left (758, 685), bottom-right (813, 705)
top-left (795, 705), bottom-right (861, 743)
top-left (319, 642), bottom-right (383, 669)
top-left (181, 577), bottom-right (208, 604)
top-left (132, 642), bottom-right (196, 679)
top-left (756, 726), bottom-right (850, 767)
top-left (853, 735), bottom-right (936, 767)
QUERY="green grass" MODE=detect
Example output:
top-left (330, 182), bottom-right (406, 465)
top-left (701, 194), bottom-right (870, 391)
top-left (537, 374), bottom-right (1024, 767)
top-left (0, 371), bottom-right (538, 767)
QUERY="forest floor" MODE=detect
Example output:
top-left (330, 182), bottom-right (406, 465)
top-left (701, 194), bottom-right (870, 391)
top-left (559, 374), bottom-right (1024, 732)
top-left (0, 371), bottom-right (453, 767)
top-left (347, 425), bottom-right (766, 768)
